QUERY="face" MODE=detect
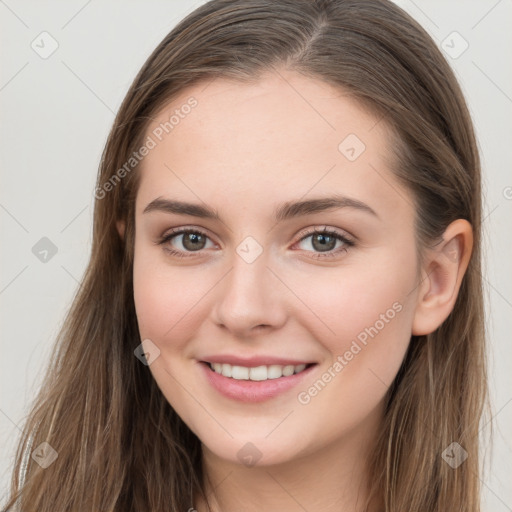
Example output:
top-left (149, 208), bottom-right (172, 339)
top-left (132, 68), bottom-right (421, 467)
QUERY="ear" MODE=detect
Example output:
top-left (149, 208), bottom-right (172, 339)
top-left (116, 220), bottom-right (126, 240)
top-left (412, 219), bottom-right (473, 336)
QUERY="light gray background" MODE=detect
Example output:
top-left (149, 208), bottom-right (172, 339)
top-left (1, 0), bottom-right (511, 509)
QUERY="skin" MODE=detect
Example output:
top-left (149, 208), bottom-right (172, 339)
top-left (117, 68), bottom-right (472, 512)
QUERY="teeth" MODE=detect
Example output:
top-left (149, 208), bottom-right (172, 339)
top-left (221, 363), bottom-right (231, 377)
top-left (249, 365), bottom-right (267, 381)
top-left (209, 362), bottom-right (308, 381)
top-left (231, 365), bottom-right (249, 380)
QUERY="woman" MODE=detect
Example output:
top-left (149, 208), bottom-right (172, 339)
top-left (3, 0), bottom-right (490, 510)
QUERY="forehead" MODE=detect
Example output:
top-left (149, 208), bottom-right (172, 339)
top-left (135, 69), bottom-right (410, 222)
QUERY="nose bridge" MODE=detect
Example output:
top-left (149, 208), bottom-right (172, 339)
top-left (212, 238), bottom-right (287, 334)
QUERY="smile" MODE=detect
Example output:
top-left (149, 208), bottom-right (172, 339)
top-left (199, 361), bottom-right (318, 402)
top-left (207, 362), bottom-right (313, 381)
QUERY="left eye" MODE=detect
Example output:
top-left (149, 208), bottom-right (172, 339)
top-left (295, 229), bottom-right (354, 257)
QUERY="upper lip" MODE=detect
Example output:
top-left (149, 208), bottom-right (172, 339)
top-left (200, 355), bottom-right (316, 367)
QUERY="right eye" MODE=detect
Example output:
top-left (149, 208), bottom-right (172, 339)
top-left (157, 228), bottom-right (216, 257)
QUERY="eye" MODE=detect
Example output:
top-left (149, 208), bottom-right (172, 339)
top-left (157, 228), bottom-right (215, 258)
top-left (156, 226), bottom-right (355, 260)
top-left (293, 227), bottom-right (354, 259)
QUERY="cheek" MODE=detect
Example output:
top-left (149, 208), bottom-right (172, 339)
top-left (292, 253), bottom-right (416, 412)
top-left (132, 245), bottom-right (214, 350)
top-left (291, 252), bottom-right (415, 350)
top-left (328, 276), bottom-right (411, 351)
top-left (292, 298), bottom-right (413, 450)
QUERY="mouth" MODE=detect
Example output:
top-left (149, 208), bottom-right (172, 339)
top-left (198, 360), bottom-right (318, 402)
top-left (200, 361), bottom-right (316, 381)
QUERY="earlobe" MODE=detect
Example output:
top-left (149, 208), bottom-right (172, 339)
top-left (412, 219), bottom-right (473, 336)
top-left (116, 220), bottom-right (126, 240)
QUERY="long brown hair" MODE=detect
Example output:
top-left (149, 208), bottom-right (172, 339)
top-left (3, 0), bottom-right (491, 510)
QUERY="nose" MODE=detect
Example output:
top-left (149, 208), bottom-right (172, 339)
top-left (211, 248), bottom-right (288, 338)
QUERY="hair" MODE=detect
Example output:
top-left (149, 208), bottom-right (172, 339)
top-left (3, 0), bottom-right (491, 511)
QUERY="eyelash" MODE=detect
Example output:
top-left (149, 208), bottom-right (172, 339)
top-left (156, 226), bottom-right (355, 260)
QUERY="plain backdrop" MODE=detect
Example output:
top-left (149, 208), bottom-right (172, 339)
top-left (1, 0), bottom-right (511, 509)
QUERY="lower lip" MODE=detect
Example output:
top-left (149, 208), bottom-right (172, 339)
top-left (199, 361), bottom-right (317, 403)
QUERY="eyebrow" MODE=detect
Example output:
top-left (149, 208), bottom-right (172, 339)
top-left (143, 194), bottom-right (378, 221)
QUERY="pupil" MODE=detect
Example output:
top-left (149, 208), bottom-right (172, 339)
top-left (184, 233), bottom-right (204, 251)
top-left (313, 234), bottom-right (335, 252)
